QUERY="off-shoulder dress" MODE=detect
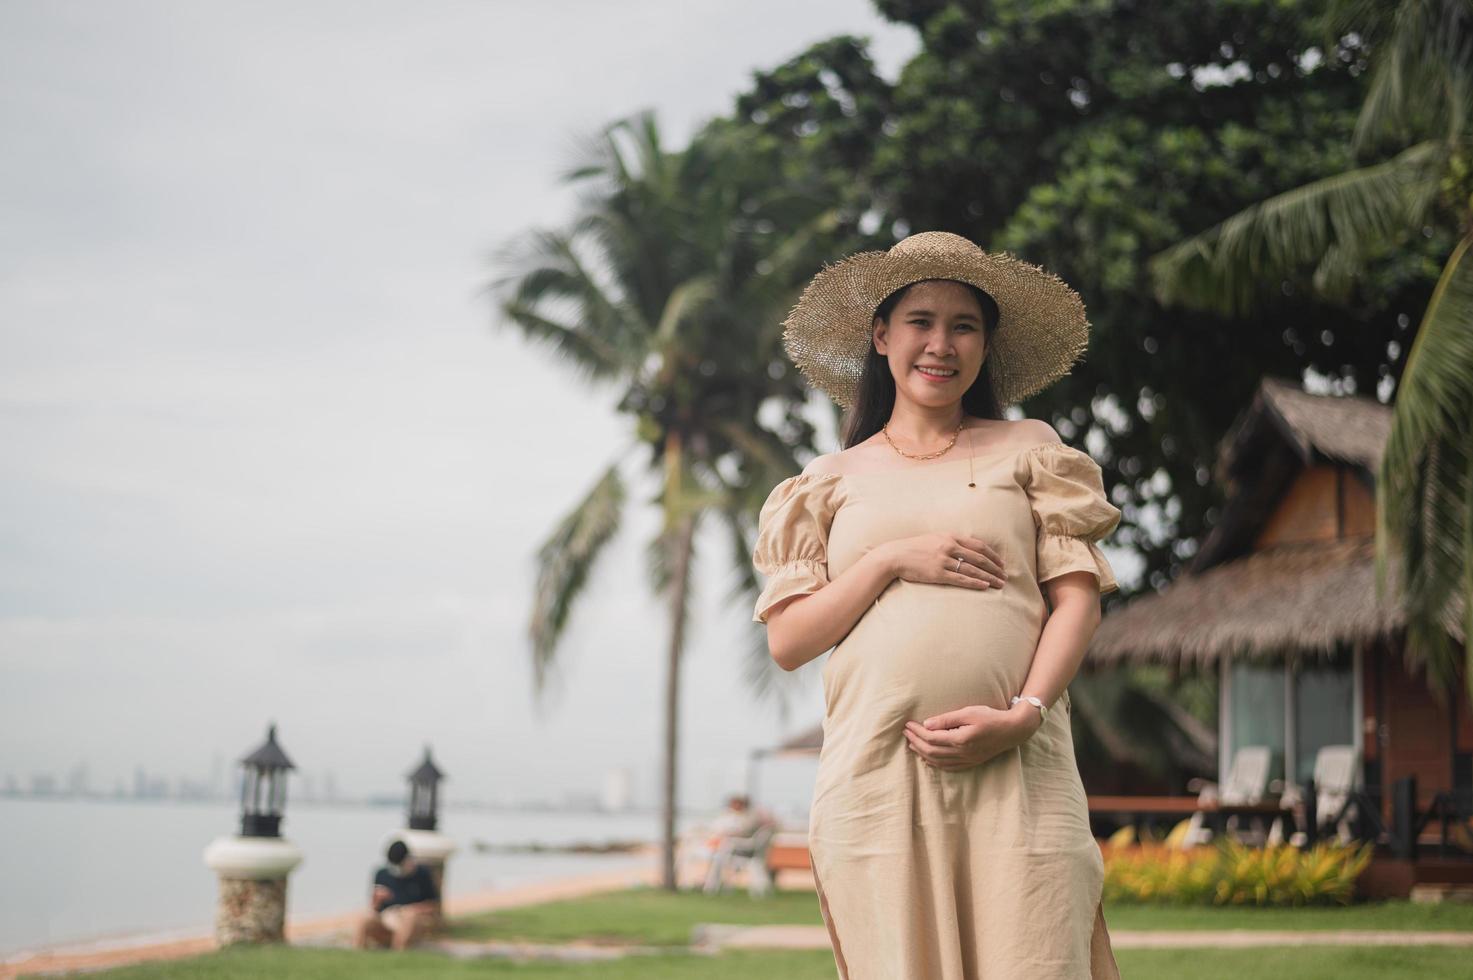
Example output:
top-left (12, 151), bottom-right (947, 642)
top-left (751, 440), bottom-right (1124, 980)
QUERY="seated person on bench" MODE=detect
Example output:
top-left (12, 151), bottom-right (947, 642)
top-left (352, 839), bottom-right (440, 950)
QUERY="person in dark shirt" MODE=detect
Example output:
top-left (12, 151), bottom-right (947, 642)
top-left (351, 839), bottom-right (441, 950)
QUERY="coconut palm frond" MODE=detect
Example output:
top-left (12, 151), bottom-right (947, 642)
top-left (628, 109), bottom-right (671, 190)
top-left (654, 275), bottom-right (718, 352)
top-left (1398, 439), bottom-right (1473, 694)
top-left (762, 208), bottom-right (844, 279)
top-left (1148, 141), bottom-right (1444, 317)
top-left (719, 501), bottom-right (761, 607)
top-left (739, 618), bottom-right (801, 726)
top-left (711, 509), bottom-right (803, 722)
top-left (1376, 233), bottom-right (1473, 693)
top-left (644, 511), bottom-right (702, 602)
top-left (559, 111), bottom-right (654, 189)
top-left (743, 210), bottom-right (847, 330)
top-left (529, 461), bottom-right (627, 702)
top-left (1350, 0), bottom-right (1473, 152)
top-left (1310, 239), bottom-right (1370, 305)
top-left (499, 300), bottom-right (627, 383)
top-left (496, 228), bottom-right (645, 353)
top-left (711, 418), bottom-right (804, 485)
top-left (1349, 0), bottom-right (1434, 151)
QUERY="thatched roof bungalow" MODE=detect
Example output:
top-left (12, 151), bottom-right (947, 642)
top-left (1090, 376), bottom-right (1470, 830)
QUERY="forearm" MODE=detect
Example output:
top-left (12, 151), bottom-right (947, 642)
top-left (765, 546), bottom-right (896, 671)
top-left (1016, 588), bottom-right (1101, 710)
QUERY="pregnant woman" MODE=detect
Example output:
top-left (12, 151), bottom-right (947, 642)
top-left (752, 232), bottom-right (1123, 979)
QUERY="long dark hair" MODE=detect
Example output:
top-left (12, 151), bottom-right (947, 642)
top-left (841, 279), bottom-right (1003, 449)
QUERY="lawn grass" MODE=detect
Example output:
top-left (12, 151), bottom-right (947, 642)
top-left (446, 884), bottom-right (823, 946)
top-left (40, 888), bottom-right (1473, 979)
top-left (448, 885), bottom-right (1473, 947)
top-left (1103, 898), bottom-right (1473, 932)
top-left (56, 945), bottom-right (842, 979)
top-left (59, 942), bottom-right (1473, 979)
top-left (1114, 945), bottom-right (1473, 979)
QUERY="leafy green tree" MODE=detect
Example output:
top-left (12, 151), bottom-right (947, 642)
top-left (720, 0), bottom-right (1454, 780)
top-left (1149, 0), bottom-right (1473, 693)
top-left (490, 110), bottom-right (838, 889)
top-left (729, 1), bottom-right (1448, 588)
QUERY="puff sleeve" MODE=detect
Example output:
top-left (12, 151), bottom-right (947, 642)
top-left (1015, 442), bottom-right (1122, 596)
top-left (750, 473), bottom-right (845, 624)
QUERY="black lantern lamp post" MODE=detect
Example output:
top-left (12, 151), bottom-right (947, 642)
top-left (407, 745), bottom-right (445, 832)
top-left (239, 723), bottom-right (296, 838)
top-left (204, 721), bottom-right (303, 946)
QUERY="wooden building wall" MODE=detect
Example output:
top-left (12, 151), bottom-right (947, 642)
top-left (1255, 464), bottom-right (1376, 549)
top-left (1362, 635), bottom-right (1473, 815)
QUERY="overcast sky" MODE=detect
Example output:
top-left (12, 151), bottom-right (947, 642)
top-left (0, 1), bottom-right (926, 812)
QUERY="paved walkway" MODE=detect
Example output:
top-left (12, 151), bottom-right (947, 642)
top-left (691, 923), bottom-right (1473, 951)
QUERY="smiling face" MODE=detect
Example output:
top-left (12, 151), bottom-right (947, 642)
top-left (872, 280), bottom-right (988, 409)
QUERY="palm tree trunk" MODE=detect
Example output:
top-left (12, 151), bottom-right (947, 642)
top-left (660, 430), bottom-right (697, 890)
top-left (659, 510), bottom-right (696, 889)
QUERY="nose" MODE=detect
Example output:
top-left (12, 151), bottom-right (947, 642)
top-left (927, 329), bottom-right (958, 356)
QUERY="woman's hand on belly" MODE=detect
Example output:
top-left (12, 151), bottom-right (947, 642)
top-left (901, 703), bottom-right (1040, 771)
top-left (879, 533), bottom-right (1007, 590)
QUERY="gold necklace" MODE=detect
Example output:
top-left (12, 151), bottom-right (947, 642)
top-left (883, 412), bottom-right (966, 459)
top-left (881, 417), bottom-right (978, 489)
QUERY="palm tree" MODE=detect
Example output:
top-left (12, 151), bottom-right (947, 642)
top-left (1148, 0), bottom-right (1473, 694)
top-left (488, 109), bottom-right (839, 889)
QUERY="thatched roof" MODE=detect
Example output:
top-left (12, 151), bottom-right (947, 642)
top-left (1227, 376), bottom-right (1392, 474)
top-left (1089, 376), bottom-right (1457, 666)
top-left (1193, 377), bottom-right (1392, 571)
top-left (1089, 538), bottom-right (1411, 667)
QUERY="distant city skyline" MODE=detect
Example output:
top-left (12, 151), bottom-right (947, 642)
top-left (2, 756), bottom-right (721, 815)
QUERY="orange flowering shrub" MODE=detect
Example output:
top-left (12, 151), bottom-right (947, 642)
top-left (1100, 839), bottom-right (1374, 906)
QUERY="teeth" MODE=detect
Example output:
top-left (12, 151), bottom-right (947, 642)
top-left (917, 367), bottom-right (956, 377)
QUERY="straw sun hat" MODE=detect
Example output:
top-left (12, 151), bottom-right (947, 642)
top-left (780, 231), bottom-right (1090, 410)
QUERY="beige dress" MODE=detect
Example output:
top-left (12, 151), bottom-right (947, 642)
top-left (752, 441), bottom-right (1124, 980)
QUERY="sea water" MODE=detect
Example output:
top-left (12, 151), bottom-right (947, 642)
top-left (1, 796), bottom-right (692, 955)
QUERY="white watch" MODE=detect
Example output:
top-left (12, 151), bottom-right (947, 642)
top-left (1010, 695), bottom-right (1047, 724)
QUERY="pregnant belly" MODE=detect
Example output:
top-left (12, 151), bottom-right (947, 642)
top-left (823, 580), bottom-right (1046, 732)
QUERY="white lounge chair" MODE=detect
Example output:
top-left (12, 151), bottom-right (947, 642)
top-left (1182, 746), bottom-right (1275, 846)
top-left (1273, 744), bottom-right (1360, 846)
top-left (704, 824), bottom-right (777, 897)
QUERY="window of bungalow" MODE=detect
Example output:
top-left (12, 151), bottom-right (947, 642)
top-left (1228, 658), bottom-right (1287, 787)
top-left (1227, 650), bottom-right (1356, 790)
top-left (1293, 654), bottom-right (1356, 785)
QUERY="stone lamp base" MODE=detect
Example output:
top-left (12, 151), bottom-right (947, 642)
top-left (202, 836), bottom-right (304, 946)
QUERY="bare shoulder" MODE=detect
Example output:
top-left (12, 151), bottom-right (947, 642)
top-left (964, 417), bottom-right (1061, 453)
top-left (800, 452), bottom-right (847, 476)
top-left (1008, 417), bottom-right (1063, 448)
top-left (802, 442), bottom-right (882, 476)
